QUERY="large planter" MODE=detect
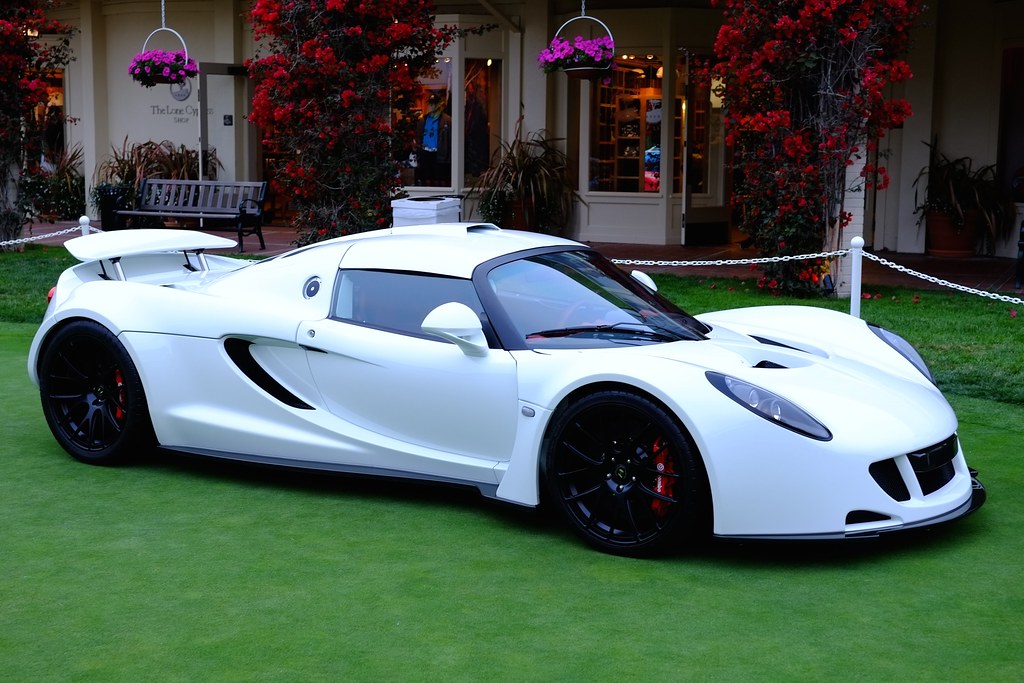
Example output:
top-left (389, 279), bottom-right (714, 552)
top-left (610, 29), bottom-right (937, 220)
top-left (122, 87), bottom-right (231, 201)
top-left (501, 197), bottom-right (533, 231)
top-left (94, 184), bottom-right (130, 230)
top-left (925, 210), bottom-right (977, 258)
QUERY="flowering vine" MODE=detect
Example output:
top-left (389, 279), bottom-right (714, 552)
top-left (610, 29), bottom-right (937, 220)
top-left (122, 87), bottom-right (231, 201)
top-left (247, 0), bottom-right (457, 245)
top-left (711, 0), bottom-right (923, 296)
top-left (0, 2), bottom-right (74, 249)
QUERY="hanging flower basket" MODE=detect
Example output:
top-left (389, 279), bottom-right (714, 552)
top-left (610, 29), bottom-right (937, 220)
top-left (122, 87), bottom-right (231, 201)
top-left (538, 15), bottom-right (615, 77)
top-left (129, 27), bottom-right (197, 88)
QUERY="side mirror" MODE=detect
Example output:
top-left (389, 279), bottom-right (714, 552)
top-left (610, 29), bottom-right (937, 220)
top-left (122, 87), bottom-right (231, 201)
top-left (631, 269), bottom-right (658, 292)
top-left (421, 302), bottom-right (488, 357)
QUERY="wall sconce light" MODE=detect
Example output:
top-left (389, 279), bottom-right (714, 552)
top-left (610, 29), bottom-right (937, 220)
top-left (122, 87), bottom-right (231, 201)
top-left (27, 28), bottom-right (40, 37)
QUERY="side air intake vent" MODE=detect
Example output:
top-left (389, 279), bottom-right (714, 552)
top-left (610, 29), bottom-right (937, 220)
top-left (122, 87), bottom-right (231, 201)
top-left (224, 338), bottom-right (313, 410)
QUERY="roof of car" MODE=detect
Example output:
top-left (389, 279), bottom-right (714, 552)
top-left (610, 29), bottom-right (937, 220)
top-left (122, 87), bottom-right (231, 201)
top-left (335, 223), bottom-right (583, 278)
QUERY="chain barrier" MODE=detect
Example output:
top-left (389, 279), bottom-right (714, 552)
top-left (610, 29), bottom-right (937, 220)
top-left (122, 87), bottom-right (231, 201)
top-left (861, 251), bottom-right (1023, 305)
top-left (611, 249), bottom-right (847, 270)
top-left (0, 218), bottom-right (101, 250)
top-left (613, 246), bottom-right (1023, 309)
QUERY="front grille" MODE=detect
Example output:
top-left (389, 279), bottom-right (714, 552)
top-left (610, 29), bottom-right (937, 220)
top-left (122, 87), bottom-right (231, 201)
top-left (908, 434), bottom-right (958, 495)
top-left (870, 459), bottom-right (910, 501)
top-left (869, 434), bottom-right (959, 501)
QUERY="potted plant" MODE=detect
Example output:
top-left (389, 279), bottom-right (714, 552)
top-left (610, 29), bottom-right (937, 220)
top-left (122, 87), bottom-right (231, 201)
top-left (471, 119), bottom-right (577, 233)
top-left (913, 141), bottom-right (1014, 257)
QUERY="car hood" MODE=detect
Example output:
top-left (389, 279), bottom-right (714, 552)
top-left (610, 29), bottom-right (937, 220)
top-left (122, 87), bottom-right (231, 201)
top-left (624, 305), bottom-right (954, 449)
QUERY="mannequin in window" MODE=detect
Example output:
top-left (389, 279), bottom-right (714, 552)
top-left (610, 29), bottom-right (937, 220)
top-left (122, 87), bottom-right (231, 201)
top-left (465, 83), bottom-right (489, 177)
top-left (415, 93), bottom-right (452, 186)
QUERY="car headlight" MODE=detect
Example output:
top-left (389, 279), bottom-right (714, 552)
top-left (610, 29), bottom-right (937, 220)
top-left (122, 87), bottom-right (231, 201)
top-left (868, 323), bottom-right (934, 383)
top-left (706, 371), bottom-right (832, 441)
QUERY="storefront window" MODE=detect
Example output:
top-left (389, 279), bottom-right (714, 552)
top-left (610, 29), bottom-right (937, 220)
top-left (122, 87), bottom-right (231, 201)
top-left (464, 58), bottom-right (502, 185)
top-left (675, 54), bottom-right (724, 203)
top-left (403, 56), bottom-right (453, 188)
top-left (590, 55), bottom-right (679, 193)
top-left (398, 56), bottom-right (503, 190)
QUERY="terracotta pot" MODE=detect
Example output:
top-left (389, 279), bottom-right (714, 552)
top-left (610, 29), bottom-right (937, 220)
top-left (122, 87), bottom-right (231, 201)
top-left (926, 210), bottom-right (977, 257)
top-left (502, 197), bottom-right (533, 230)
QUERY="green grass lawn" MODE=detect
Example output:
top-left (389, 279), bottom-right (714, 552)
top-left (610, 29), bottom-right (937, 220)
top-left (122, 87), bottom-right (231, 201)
top-left (2, 246), bottom-right (1023, 680)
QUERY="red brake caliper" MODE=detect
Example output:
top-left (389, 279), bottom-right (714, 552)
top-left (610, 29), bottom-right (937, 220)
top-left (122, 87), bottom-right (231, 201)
top-left (650, 437), bottom-right (675, 516)
top-left (114, 368), bottom-right (126, 422)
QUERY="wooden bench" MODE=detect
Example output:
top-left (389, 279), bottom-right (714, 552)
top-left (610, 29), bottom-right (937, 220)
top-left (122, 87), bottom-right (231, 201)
top-left (116, 178), bottom-right (267, 252)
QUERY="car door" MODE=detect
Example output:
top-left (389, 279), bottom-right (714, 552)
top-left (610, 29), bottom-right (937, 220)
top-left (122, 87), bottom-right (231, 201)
top-left (298, 269), bottom-right (519, 480)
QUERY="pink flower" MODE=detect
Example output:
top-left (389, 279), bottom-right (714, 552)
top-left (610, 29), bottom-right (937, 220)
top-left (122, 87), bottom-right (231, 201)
top-left (537, 35), bottom-right (614, 73)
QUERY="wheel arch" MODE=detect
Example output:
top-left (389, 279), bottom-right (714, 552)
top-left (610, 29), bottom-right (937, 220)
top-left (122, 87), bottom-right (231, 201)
top-left (29, 314), bottom-right (124, 385)
top-left (34, 317), bottom-right (156, 465)
top-left (539, 380), bottom-right (713, 525)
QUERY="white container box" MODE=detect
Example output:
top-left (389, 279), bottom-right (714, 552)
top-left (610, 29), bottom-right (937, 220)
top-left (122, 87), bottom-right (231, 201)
top-left (391, 196), bottom-right (462, 226)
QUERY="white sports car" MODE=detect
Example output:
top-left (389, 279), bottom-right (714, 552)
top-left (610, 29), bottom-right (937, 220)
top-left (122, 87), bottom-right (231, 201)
top-left (28, 224), bottom-right (985, 556)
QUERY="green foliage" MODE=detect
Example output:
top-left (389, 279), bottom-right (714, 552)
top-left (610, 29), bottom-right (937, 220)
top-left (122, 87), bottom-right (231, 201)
top-left (93, 137), bottom-right (222, 210)
top-left (18, 144), bottom-right (86, 223)
top-left (0, 245), bottom-right (76, 322)
top-left (913, 139), bottom-right (1015, 254)
top-left (472, 118), bottom-right (576, 233)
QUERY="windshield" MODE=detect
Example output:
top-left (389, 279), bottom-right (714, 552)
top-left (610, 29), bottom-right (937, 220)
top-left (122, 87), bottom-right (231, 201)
top-left (486, 250), bottom-right (708, 349)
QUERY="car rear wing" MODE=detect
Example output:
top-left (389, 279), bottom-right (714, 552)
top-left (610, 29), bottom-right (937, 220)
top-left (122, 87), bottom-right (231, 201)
top-left (63, 229), bottom-right (237, 281)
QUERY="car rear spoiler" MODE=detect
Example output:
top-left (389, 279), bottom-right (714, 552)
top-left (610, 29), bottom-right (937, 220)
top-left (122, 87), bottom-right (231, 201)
top-left (63, 229), bottom-right (237, 280)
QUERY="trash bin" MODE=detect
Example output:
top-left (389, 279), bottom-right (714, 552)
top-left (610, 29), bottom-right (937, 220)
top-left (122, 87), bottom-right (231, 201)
top-left (391, 195), bottom-right (462, 227)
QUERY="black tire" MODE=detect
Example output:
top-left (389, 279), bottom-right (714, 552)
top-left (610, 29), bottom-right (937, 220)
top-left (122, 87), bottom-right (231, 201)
top-left (37, 320), bottom-right (153, 465)
top-left (543, 390), bottom-right (708, 556)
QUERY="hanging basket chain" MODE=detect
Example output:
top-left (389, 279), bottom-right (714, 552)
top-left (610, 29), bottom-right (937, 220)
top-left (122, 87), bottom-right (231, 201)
top-left (129, 0), bottom-right (196, 87)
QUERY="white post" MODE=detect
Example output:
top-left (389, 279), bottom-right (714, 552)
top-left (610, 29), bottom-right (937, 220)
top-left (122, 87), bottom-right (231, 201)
top-left (849, 236), bottom-right (864, 318)
top-left (79, 215), bottom-right (91, 236)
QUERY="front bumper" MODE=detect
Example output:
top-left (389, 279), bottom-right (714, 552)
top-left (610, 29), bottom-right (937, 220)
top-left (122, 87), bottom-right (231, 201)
top-left (850, 470), bottom-right (985, 538)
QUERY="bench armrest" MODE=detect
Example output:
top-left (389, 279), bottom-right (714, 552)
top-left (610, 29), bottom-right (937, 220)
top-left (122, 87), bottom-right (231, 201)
top-left (238, 197), bottom-right (263, 215)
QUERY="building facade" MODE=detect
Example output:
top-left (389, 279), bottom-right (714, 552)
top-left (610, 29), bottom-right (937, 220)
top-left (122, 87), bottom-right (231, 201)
top-left (46, 0), bottom-right (1024, 260)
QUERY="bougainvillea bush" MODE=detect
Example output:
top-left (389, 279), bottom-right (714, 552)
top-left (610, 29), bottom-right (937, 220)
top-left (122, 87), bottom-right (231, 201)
top-left (0, 2), bottom-right (74, 249)
top-left (712, 0), bottom-right (923, 296)
top-left (248, 0), bottom-right (455, 245)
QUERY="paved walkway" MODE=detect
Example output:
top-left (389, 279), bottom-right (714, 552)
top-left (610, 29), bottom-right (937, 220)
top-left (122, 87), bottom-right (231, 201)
top-left (22, 219), bottom-right (1022, 294)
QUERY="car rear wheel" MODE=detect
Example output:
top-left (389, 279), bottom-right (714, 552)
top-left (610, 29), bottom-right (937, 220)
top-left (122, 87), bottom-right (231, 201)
top-left (543, 390), bottom-right (708, 556)
top-left (38, 320), bottom-right (153, 465)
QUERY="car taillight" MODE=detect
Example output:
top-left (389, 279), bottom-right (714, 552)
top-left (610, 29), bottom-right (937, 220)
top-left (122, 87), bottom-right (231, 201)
top-left (47, 286), bottom-right (56, 303)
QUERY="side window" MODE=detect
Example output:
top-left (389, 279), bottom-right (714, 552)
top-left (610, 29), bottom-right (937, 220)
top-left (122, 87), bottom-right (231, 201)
top-left (332, 270), bottom-right (489, 340)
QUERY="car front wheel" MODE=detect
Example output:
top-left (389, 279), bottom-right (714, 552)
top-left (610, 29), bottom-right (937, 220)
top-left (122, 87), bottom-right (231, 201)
top-left (543, 390), bottom-right (708, 556)
top-left (38, 320), bottom-right (153, 465)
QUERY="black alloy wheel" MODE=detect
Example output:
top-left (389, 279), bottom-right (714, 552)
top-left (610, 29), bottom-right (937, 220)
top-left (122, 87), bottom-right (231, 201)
top-left (543, 390), bottom-right (708, 556)
top-left (38, 320), bottom-right (153, 465)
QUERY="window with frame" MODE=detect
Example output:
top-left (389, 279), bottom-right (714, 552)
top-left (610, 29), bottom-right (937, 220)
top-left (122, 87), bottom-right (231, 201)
top-left (332, 269), bottom-right (488, 340)
top-left (397, 53), bottom-right (504, 190)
